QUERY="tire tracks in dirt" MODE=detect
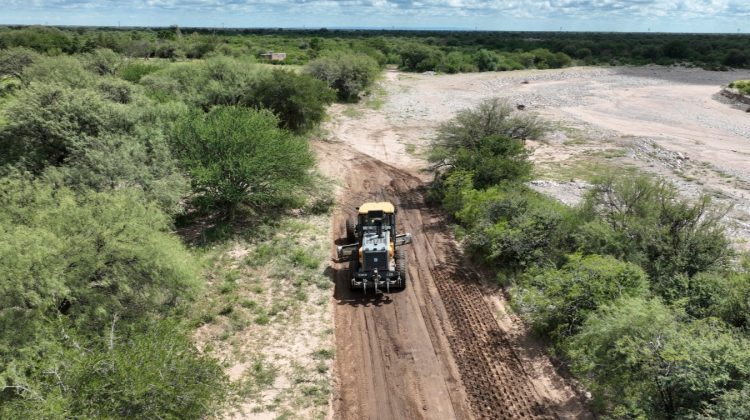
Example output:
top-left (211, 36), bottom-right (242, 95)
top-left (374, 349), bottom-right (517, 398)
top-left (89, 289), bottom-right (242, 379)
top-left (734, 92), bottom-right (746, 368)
top-left (320, 144), bottom-right (560, 419)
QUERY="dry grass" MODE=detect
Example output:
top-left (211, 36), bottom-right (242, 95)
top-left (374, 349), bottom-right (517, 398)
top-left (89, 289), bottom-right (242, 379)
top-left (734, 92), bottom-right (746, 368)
top-left (191, 213), bottom-right (334, 419)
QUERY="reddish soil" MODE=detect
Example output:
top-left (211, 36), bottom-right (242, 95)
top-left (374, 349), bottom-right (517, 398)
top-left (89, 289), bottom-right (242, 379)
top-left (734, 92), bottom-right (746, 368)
top-left (317, 141), bottom-right (587, 419)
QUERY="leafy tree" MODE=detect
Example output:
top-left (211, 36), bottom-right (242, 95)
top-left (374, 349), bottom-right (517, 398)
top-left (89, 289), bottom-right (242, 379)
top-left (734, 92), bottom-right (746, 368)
top-left (439, 51), bottom-right (476, 73)
top-left (0, 83), bottom-right (132, 170)
top-left (398, 42), bottom-right (443, 71)
top-left (245, 70), bottom-right (335, 132)
top-left (576, 175), bottom-right (732, 298)
top-left (305, 52), bottom-right (380, 101)
top-left (447, 184), bottom-right (576, 271)
top-left (64, 321), bottom-right (227, 418)
top-left (725, 50), bottom-right (749, 68)
top-left (0, 319), bottom-right (226, 419)
top-left (118, 60), bottom-right (164, 83)
top-left (514, 254), bottom-right (649, 341)
top-left (171, 106), bottom-right (314, 218)
top-left (429, 98), bottom-right (543, 186)
top-left (682, 271), bottom-right (750, 328)
top-left (663, 40), bottom-right (690, 59)
top-left (567, 298), bottom-right (750, 418)
top-left (0, 175), bottom-right (198, 331)
top-left (451, 134), bottom-right (531, 188)
top-left (0, 47), bottom-right (40, 84)
top-left (83, 48), bottom-right (122, 76)
top-left (0, 84), bottom-right (188, 213)
top-left (140, 56), bottom-right (264, 108)
top-left (22, 55), bottom-right (95, 89)
top-left (703, 385), bottom-right (750, 419)
top-left (95, 76), bottom-right (138, 104)
top-left (475, 49), bottom-right (499, 71)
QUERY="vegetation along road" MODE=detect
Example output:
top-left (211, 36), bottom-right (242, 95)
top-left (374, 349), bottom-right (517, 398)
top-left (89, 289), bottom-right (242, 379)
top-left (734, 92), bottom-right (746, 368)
top-left (2, 26), bottom-right (750, 419)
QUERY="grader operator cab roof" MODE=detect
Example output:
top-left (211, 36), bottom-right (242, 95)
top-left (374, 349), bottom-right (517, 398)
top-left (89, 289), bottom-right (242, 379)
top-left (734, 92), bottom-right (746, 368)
top-left (358, 202), bottom-right (395, 215)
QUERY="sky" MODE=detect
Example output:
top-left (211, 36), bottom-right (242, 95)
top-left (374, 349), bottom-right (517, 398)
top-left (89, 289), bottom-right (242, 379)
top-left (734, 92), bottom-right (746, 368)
top-left (1, 0), bottom-right (749, 33)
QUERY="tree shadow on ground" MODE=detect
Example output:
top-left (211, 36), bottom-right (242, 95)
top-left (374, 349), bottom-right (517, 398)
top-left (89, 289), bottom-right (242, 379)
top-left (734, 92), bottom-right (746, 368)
top-left (174, 205), bottom-right (287, 248)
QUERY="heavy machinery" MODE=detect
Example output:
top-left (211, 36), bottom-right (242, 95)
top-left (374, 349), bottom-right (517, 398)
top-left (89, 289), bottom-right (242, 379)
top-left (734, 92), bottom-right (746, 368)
top-left (336, 202), bottom-right (412, 293)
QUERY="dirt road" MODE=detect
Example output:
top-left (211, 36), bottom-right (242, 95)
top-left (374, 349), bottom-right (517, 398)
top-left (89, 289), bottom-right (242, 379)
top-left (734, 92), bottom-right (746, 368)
top-left (317, 65), bottom-right (750, 419)
top-left (316, 70), bottom-right (588, 420)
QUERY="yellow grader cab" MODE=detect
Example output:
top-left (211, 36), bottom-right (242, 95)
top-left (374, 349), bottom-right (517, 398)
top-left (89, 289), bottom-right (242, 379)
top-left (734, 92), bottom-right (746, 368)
top-left (336, 202), bottom-right (412, 293)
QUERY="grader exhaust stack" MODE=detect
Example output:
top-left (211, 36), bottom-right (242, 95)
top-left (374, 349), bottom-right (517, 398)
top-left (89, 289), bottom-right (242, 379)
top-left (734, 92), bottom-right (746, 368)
top-left (337, 202), bottom-right (412, 293)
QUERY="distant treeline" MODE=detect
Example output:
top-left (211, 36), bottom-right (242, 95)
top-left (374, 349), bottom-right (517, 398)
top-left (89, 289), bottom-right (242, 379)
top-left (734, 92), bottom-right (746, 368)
top-left (1, 25), bottom-right (748, 72)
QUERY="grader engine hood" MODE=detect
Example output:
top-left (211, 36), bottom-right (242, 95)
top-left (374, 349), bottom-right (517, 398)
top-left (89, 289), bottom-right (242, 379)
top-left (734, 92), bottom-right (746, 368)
top-left (361, 231), bottom-right (390, 271)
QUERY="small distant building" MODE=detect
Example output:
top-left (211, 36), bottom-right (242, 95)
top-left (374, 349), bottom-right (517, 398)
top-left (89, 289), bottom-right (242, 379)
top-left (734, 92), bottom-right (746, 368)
top-left (259, 51), bottom-right (287, 61)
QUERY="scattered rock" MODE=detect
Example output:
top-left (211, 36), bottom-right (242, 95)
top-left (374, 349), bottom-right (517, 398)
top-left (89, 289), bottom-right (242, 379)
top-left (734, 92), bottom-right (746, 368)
top-left (516, 104), bottom-right (526, 110)
top-left (528, 180), bottom-right (591, 206)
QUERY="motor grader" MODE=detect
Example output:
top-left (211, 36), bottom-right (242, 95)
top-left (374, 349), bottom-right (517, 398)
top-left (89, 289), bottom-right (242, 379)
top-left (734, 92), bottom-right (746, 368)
top-left (336, 202), bottom-right (412, 293)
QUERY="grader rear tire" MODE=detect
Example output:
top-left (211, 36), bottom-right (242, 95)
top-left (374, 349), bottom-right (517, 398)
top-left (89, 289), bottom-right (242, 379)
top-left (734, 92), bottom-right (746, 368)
top-left (395, 249), bottom-right (408, 290)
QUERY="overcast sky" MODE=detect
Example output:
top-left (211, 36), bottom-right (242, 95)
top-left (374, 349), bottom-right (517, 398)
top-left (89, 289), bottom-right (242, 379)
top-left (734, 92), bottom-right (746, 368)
top-left (2, 0), bottom-right (749, 33)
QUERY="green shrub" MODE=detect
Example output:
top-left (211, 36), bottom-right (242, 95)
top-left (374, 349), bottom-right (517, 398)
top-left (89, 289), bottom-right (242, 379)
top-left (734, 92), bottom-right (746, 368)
top-left (704, 385), bottom-right (750, 419)
top-left (429, 98), bottom-right (543, 188)
top-left (0, 83), bottom-right (189, 213)
top-left (0, 83), bottom-right (133, 170)
top-left (398, 42), bottom-right (444, 72)
top-left (119, 60), bottom-right (165, 83)
top-left (567, 298), bottom-right (750, 418)
top-left (682, 271), bottom-right (750, 328)
top-left (82, 48), bottom-right (122, 76)
top-left (0, 321), bottom-right (227, 420)
top-left (475, 49), bottom-right (499, 71)
top-left (513, 254), bottom-right (649, 341)
top-left (245, 70), bottom-right (335, 132)
top-left (171, 106), bottom-right (314, 218)
top-left (67, 322), bottom-right (226, 418)
top-left (0, 47), bottom-right (41, 83)
top-left (577, 175), bottom-right (732, 299)
top-left (438, 51), bottom-right (476, 73)
top-left (140, 57), bottom-right (265, 108)
top-left (449, 184), bottom-right (576, 271)
top-left (305, 52), bottom-right (380, 101)
top-left (729, 79), bottom-right (750, 95)
top-left (22, 55), bottom-right (95, 89)
top-left (0, 175), bottom-right (199, 331)
top-left (96, 76), bottom-right (137, 104)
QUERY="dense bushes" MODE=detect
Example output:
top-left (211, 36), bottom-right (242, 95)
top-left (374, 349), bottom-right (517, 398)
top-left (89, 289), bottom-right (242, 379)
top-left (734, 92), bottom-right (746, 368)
top-left (139, 56), bottom-right (263, 108)
top-left (0, 320), bottom-right (227, 419)
top-left (139, 56), bottom-right (333, 130)
top-left (729, 79), bottom-right (750, 95)
top-left (0, 47), bottom-right (40, 83)
top-left (0, 43), bottom-right (332, 416)
top-left (577, 175), bottom-right (731, 299)
top-left (305, 52), bottom-right (380, 101)
top-left (2, 27), bottom-right (749, 73)
top-left (245, 70), bottom-right (335, 132)
top-left (514, 254), bottom-right (648, 341)
top-left (432, 99), bottom-right (750, 418)
top-left (0, 81), bottom-right (189, 214)
top-left (567, 298), bottom-right (750, 418)
top-left (0, 176), bottom-right (198, 328)
top-left (429, 99), bottom-right (542, 189)
top-left (171, 106), bottom-right (315, 218)
top-left (0, 175), bottom-right (225, 418)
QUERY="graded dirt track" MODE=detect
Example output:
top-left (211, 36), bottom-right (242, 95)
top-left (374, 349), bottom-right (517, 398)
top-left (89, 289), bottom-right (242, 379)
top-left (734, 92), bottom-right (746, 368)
top-left (321, 144), bottom-right (559, 420)
top-left (318, 65), bottom-right (750, 420)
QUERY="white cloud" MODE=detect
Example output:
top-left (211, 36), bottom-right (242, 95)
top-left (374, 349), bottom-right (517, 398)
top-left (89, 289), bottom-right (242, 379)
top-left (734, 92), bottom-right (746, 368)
top-left (2, 0), bottom-right (749, 29)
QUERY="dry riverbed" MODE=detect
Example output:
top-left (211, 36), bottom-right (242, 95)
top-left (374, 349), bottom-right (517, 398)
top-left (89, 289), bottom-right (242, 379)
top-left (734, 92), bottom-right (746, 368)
top-left (351, 66), bottom-right (750, 248)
